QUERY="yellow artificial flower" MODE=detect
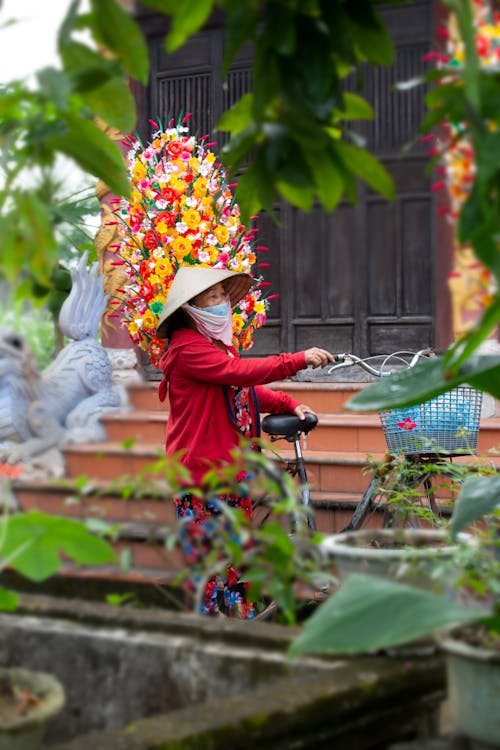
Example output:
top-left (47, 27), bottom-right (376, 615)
top-left (200, 196), bottom-right (214, 214)
top-left (214, 225), bottom-right (229, 245)
top-left (142, 310), bottom-right (157, 329)
top-left (193, 177), bottom-right (208, 198)
top-left (129, 189), bottom-right (143, 207)
top-left (232, 313), bottom-right (244, 333)
top-left (155, 258), bottom-right (173, 278)
top-left (132, 160), bottom-right (147, 181)
top-left (183, 208), bottom-right (202, 229)
top-left (254, 301), bottom-right (266, 314)
top-left (171, 178), bottom-right (187, 194)
top-left (128, 321), bottom-right (139, 335)
top-left (205, 152), bottom-right (216, 165)
top-left (172, 236), bottom-right (193, 260)
top-left (156, 221), bottom-right (170, 235)
top-left (189, 157), bottom-right (201, 173)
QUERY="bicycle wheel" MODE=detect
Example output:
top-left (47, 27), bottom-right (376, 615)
top-left (342, 475), bottom-right (386, 531)
top-left (345, 455), bottom-right (459, 531)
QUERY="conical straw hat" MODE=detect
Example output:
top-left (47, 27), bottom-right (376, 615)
top-left (156, 265), bottom-right (252, 339)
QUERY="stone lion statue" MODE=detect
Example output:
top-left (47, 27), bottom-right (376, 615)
top-left (0, 253), bottom-right (127, 474)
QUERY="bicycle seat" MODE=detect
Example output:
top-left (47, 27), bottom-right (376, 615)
top-left (262, 412), bottom-right (318, 438)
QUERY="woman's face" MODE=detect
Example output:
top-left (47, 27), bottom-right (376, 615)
top-left (191, 282), bottom-right (227, 309)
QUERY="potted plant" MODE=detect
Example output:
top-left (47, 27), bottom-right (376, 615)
top-left (290, 449), bottom-right (500, 749)
top-left (320, 453), bottom-right (496, 594)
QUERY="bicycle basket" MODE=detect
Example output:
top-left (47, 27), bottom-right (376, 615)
top-left (379, 386), bottom-right (483, 456)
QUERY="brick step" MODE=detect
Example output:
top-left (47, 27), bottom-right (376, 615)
top-left (103, 409), bottom-right (500, 455)
top-left (62, 441), bottom-right (379, 493)
top-left (63, 440), bottom-right (499, 497)
top-left (126, 380), bottom-right (366, 414)
top-left (13, 479), bottom-right (365, 534)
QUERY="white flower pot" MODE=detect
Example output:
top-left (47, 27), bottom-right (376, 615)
top-left (321, 528), bottom-right (471, 594)
top-left (0, 667), bottom-right (65, 750)
top-left (441, 635), bottom-right (500, 749)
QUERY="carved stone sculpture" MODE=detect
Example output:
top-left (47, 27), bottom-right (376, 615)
top-left (0, 253), bottom-right (128, 475)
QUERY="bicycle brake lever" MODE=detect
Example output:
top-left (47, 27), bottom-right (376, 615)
top-left (327, 354), bottom-right (350, 374)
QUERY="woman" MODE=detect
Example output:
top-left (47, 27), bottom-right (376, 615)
top-left (157, 266), bottom-right (334, 617)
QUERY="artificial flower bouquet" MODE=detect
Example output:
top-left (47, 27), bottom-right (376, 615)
top-left (426, 0), bottom-right (499, 308)
top-left (109, 115), bottom-right (272, 367)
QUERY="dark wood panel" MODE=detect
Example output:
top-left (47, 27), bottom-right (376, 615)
top-left (325, 204), bottom-right (357, 318)
top-left (401, 199), bottom-right (433, 315)
top-left (369, 323), bottom-right (433, 354)
top-left (293, 208), bottom-right (324, 318)
top-left (296, 325), bottom-right (354, 353)
top-left (367, 202), bottom-right (397, 316)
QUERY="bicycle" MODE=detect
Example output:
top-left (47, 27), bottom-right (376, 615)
top-left (327, 349), bottom-right (484, 531)
top-left (260, 349), bottom-right (484, 534)
top-left (251, 349), bottom-right (484, 620)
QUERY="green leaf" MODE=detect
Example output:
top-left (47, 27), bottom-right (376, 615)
top-left (450, 476), bottom-right (500, 538)
top-left (36, 67), bottom-right (72, 109)
top-left (82, 76), bottom-right (137, 132)
top-left (89, 0), bottom-right (149, 84)
top-left (166, 0), bottom-right (214, 53)
top-left (346, 354), bottom-right (500, 412)
top-left (60, 40), bottom-right (118, 92)
top-left (235, 155), bottom-right (276, 222)
top-left (335, 140), bottom-right (395, 200)
top-left (0, 587), bottom-right (19, 612)
top-left (344, 0), bottom-right (394, 65)
top-left (46, 113), bottom-right (130, 197)
top-left (218, 94), bottom-right (254, 134)
top-left (276, 180), bottom-right (314, 211)
top-left (0, 511), bottom-right (116, 581)
top-left (222, 5), bottom-right (259, 75)
top-left (289, 574), bottom-right (479, 657)
top-left (334, 92), bottom-right (374, 122)
top-left (305, 149), bottom-right (344, 212)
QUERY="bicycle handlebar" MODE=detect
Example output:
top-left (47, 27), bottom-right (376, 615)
top-left (327, 348), bottom-right (434, 378)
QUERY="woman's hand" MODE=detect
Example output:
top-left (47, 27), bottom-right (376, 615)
top-left (294, 403), bottom-right (316, 420)
top-left (304, 347), bottom-right (335, 369)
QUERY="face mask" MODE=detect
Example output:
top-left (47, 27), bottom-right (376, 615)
top-left (200, 301), bottom-right (230, 317)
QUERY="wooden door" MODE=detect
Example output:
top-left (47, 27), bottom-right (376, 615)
top-left (135, 0), bottom-right (442, 364)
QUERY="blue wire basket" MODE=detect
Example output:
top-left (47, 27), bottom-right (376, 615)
top-left (379, 386), bottom-right (483, 456)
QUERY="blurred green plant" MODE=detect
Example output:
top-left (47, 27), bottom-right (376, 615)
top-left (0, 295), bottom-right (55, 369)
top-left (0, 464), bottom-right (116, 612)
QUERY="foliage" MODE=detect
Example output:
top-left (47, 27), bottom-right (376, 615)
top-left (362, 451), bottom-right (498, 527)
top-left (0, 0), bottom-right (401, 289)
top-left (71, 445), bottom-right (333, 624)
top-left (111, 119), bottom-right (271, 366)
top-left (0, 294), bottom-right (55, 369)
top-left (290, 485), bottom-right (500, 657)
top-left (0, 465), bottom-right (116, 612)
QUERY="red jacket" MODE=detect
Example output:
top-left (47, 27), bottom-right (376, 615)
top-left (158, 329), bottom-right (307, 483)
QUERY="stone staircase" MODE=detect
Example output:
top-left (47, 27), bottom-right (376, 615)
top-left (13, 379), bottom-right (500, 582)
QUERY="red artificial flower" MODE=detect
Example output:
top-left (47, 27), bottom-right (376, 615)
top-left (143, 231), bottom-right (158, 251)
top-left (475, 34), bottom-right (490, 57)
top-left (0, 463), bottom-right (24, 478)
top-left (166, 140), bottom-right (183, 158)
top-left (155, 211), bottom-right (176, 228)
top-left (138, 282), bottom-right (155, 302)
top-left (396, 416), bottom-right (418, 431)
top-left (161, 187), bottom-right (179, 204)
